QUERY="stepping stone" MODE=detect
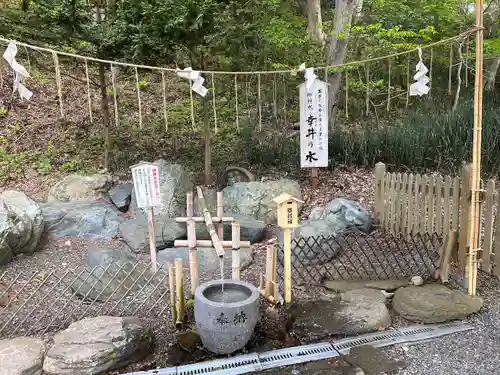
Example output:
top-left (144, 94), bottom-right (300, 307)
top-left (393, 284), bottom-right (483, 323)
top-left (0, 337), bottom-right (46, 375)
top-left (345, 345), bottom-right (406, 375)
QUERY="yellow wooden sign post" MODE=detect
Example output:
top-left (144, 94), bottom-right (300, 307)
top-left (272, 193), bottom-right (304, 304)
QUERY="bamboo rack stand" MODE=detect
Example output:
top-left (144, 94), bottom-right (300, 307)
top-left (171, 187), bottom-right (252, 322)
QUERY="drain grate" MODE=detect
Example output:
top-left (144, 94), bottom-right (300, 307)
top-left (120, 323), bottom-right (474, 375)
top-left (176, 354), bottom-right (262, 375)
top-left (259, 342), bottom-right (338, 369)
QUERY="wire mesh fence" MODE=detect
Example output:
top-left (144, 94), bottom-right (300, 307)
top-left (0, 260), bottom-right (174, 338)
top-left (276, 230), bottom-right (443, 287)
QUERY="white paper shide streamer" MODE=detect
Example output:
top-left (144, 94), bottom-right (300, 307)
top-left (410, 48), bottom-right (430, 96)
top-left (299, 63), bottom-right (317, 92)
top-left (176, 67), bottom-right (208, 97)
top-left (2, 42), bottom-right (33, 100)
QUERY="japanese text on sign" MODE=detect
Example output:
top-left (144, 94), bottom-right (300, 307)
top-left (130, 162), bottom-right (162, 208)
top-left (299, 79), bottom-right (329, 168)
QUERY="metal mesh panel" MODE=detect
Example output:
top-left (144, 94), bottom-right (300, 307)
top-left (0, 261), bottom-right (172, 338)
top-left (276, 230), bottom-right (443, 287)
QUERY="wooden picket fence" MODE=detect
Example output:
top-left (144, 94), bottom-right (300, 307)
top-left (374, 162), bottom-right (500, 277)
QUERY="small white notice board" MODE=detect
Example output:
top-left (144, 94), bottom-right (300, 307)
top-left (130, 161), bottom-right (162, 272)
top-left (130, 162), bottom-right (162, 209)
top-left (299, 79), bottom-right (329, 168)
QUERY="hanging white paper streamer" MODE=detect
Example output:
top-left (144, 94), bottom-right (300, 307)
top-left (299, 63), bottom-right (317, 92)
top-left (410, 48), bottom-right (430, 96)
top-left (176, 67), bottom-right (208, 97)
top-left (2, 42), bottom-right (32, 100)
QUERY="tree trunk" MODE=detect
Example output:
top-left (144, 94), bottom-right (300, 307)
top-left (484, 56), bottom-right (500, 91)
top-left (98, 62), bottom-right (111, 171)
top-left (306, 0), bottom-right (325, 44)
top-left (326, 0), bottom-right (363, 112)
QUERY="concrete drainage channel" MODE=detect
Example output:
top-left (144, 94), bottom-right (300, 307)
top-left (123, 323), bottom-right (474, 375)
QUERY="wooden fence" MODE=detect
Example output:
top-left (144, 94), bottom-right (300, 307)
top-left (374, 162), bottom-right (500, 277)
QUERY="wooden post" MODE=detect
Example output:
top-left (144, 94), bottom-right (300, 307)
top-left (187, 220), bottom-right (199, 294)
top-left (175, 258), bottom-right (184, 329)
top-left (217, 192), bottom-right (224, 239)
top-left (232, 221), bottom-right (241, 280)
top-left (168, 263), bottom-right (176, 323)
top-left (467, 0), bottom-right (484, 295)
top-left (283, 228), bottom-right (292, 304)
top-left (439, 230), bottom-right (458, 283)
top-left (374, 162), bottom-right (386, 226)
top-left (458, 164), bottom-right (471, 271)
top-left (147, 207), bottom-right (157, 273)
top-left (196, 186), bottom-right (225, 257)
top-left (311, 167), bottom-right (319, 189)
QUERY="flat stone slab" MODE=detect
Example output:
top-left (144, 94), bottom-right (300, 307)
top-left (0, 336), bottom-right (46, 375)
top-left (323, 279), bottom-right (409, 293)
top-left (393, 284), bottom-right (484, 323)
top-left (289, 295), bottom-right (391, 341)
top-left (43, 316), bottom-right (151, 375)
top-left (345, 345), bottom-right (406, 375)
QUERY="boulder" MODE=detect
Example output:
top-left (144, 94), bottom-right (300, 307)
top-left (279, 198), bottom-right (371, 266)
top-left (157, 246), bottom-right (253, 274)
top-left (193, 188), bottom-right (266, 243)
top-left (48, 174), bottom-right (111, 203)
top-left (222, 179), bottom-right (301, 224)
top-left (43, 316), bottom-right (152, 375)
top-left (0, 336), bottom-right (46, 375)
top-left (119, 215), bottom-right (186, 253)
top-left (129, 161), bottom-right (194, 218)
top-left (393, 284), bottom-right (483, 323)
top-left (40, 200), bottom-right (123, 241)
top-left (70, 246), bottom-right (153, 302)
top-left (108, 183), bottom-right (133, 212)
top-left (289, 296), bottom-right (391, 341)
top-left (0, 191), bottom-right (44, 265)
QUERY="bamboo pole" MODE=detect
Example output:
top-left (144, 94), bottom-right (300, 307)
top-left (187, 220), bottom-right (199, 294)
top-left (265, 245), bottom-right (275, 297)
top-left (232, 221), bottom-right (241, 280)
top-left (168, 263), bottom-right (176, 323)
top-left (468, 0), bottom-right (484, 295)
top-left (186, 191), bottom-right (194, 217)
top-left (176, 216), bottom-right (234, 223)
top-left (175, 258), bottom-right (184, 329)
top-left (217, 192), bottom-right (224, 239)
top-left (196, 186), bottom-right (225, 257)
top-left (174, 239), bottom-right (251, 248)
top-left (175, 216), bottom-right (235, 223)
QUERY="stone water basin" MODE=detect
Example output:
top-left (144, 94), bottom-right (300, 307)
top-left (194, 279), bottom-right (260, 354)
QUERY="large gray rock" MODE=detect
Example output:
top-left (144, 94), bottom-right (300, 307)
top-left (222, 179), bottom-right (301, 224)
top-left (0, 336), bottom-right (46, 375)
top-left (0, 191), bottom-right (44, 265)
top-left (279, 198), bottom-right (371, 266)
top-left (193, 188), bottom-right (266, 243)
top-left (157, 246), bottom-right (253, 275)
top-left (108, 183), bottom-right (133, 212)
top-left (43, 316), bottom-right (152, 375)
top-left (70, 246), bottom-right (153, 302)
top-left (197, 214), bottom-right (266, 244)
top-left (48, 174), bottom-right (111, 203)
top-left (393, 284), bottom-right (484, 323)
top-left (129, 161), bottom-right (194, 218)
top-left (119, 215), bottom-right (186, 253)
top-left (290, 294), bottom-right (391, 341)
top-left (40, 200), bottom-right (123, 241)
